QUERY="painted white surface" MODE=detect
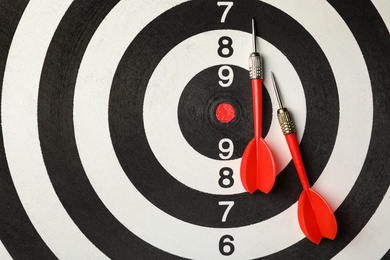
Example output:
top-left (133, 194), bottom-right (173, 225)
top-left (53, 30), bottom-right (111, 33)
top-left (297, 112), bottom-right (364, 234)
top-left (0, 0), bottom-right (387, 258)
top-left (2, 0), bottom-right (109, 259)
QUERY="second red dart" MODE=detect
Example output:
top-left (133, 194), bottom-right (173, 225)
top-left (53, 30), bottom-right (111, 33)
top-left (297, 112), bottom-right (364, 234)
top-left (270, 72), bottom-right (338, 244)
top-left (240, 19), bottom-right (276, 194)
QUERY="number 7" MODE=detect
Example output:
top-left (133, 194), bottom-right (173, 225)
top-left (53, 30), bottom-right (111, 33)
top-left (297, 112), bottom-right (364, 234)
top-left (217, 2), bottom-right (233, 23)
top-left (218, 201), bottom-right (234, 222)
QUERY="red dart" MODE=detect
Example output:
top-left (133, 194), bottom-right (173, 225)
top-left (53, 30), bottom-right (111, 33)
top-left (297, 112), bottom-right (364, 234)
top-left (240, 19), bottom-right (276, 194)
top-left (271, 72), bottom-right (338, 244)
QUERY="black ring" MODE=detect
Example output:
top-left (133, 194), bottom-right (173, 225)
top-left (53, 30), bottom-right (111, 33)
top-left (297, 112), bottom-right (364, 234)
top-left (0, 0), bottom-right (383, 259)
top-left (178, 65), bottom-right (273, 160)
top-left (0, 1), bottom-right (57, 258)
top-left (37, 0), bottom-right (176, 258)
top-left (109, 0), bottom-right (339, 228)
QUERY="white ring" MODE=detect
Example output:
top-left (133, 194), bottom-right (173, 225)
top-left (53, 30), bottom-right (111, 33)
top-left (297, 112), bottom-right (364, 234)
top-left (73, 2), bottom-right (304, 258)
top-left (143, 30), bottom-right (305, 194)
top-left (263, 0), bottom-right (373, 210)
top-left (1, 0), bottom-right (376, 258)
top-left (1, 0), bottom-right (108, 259)
top-left (73, 0), bottom-right (372, 259)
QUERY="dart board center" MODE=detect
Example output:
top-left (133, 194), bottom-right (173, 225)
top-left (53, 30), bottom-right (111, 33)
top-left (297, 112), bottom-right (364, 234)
top-left (215, 102), bottom-right (236, 123)
top-left (178, 65), bottom-right (273, 160)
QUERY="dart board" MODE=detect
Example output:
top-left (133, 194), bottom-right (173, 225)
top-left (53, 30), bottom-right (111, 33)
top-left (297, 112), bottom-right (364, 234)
top-left (1, 0), bottom-right (390, 259)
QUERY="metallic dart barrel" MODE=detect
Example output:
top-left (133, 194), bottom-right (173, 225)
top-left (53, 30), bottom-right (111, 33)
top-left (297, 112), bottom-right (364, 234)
top-left (249, 52), bottom-right (263, 79)
top-left (277, 108), bottom-right (295, 135)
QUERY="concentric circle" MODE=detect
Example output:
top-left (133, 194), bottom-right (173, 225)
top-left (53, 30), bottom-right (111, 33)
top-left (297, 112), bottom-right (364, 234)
top-left (177, 64), bottom-right (259, 160)
top-left (0, 0), bottom-right (389, 259)
top-left (110, 2), bottom-right (336, 228)
top-left (177, 64), bottom-right (274, 161)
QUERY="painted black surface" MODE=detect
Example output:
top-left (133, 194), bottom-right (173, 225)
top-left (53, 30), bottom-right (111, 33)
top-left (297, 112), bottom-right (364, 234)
top-left (0, 1), bottom-right (57, 259)
top-left (178, 65), bottom-right (272, 160)
top-left (261, 0), bottom-right (390, 259)
top-left (0, 0), bottom-right (387, 259)
top-left (38, 0), bottom-right (178, 259)
top-left (110, 0), bottom-right (338, 228)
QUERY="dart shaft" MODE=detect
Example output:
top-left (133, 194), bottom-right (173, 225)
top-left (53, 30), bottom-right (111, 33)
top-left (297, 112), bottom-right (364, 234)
top-left (252, 78), bottom-right (263, 141)
top-left (276, 108), bottom-right (310, 190)
top-left (284, 132), bottom-right (310, 191)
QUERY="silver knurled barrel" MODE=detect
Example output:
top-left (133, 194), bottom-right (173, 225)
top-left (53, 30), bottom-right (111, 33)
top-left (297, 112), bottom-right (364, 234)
top-left (277, 108), bottom-right (295, 135)
top-left (249, 53), bottom-right (263, 79)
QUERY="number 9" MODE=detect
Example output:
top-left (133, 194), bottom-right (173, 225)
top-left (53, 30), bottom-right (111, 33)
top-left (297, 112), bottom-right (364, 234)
top-left (219, 138), bottom-right (234, 159)
top-left (218, 65), bottom-right (234, 87)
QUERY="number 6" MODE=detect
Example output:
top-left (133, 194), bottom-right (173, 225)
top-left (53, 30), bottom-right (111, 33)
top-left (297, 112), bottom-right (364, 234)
top-left (219, 235), bottom-right (235, 256)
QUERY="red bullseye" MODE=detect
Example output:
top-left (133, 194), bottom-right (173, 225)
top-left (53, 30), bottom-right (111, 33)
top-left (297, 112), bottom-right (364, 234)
top-left (215, 103), bottom-right (236, 123)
